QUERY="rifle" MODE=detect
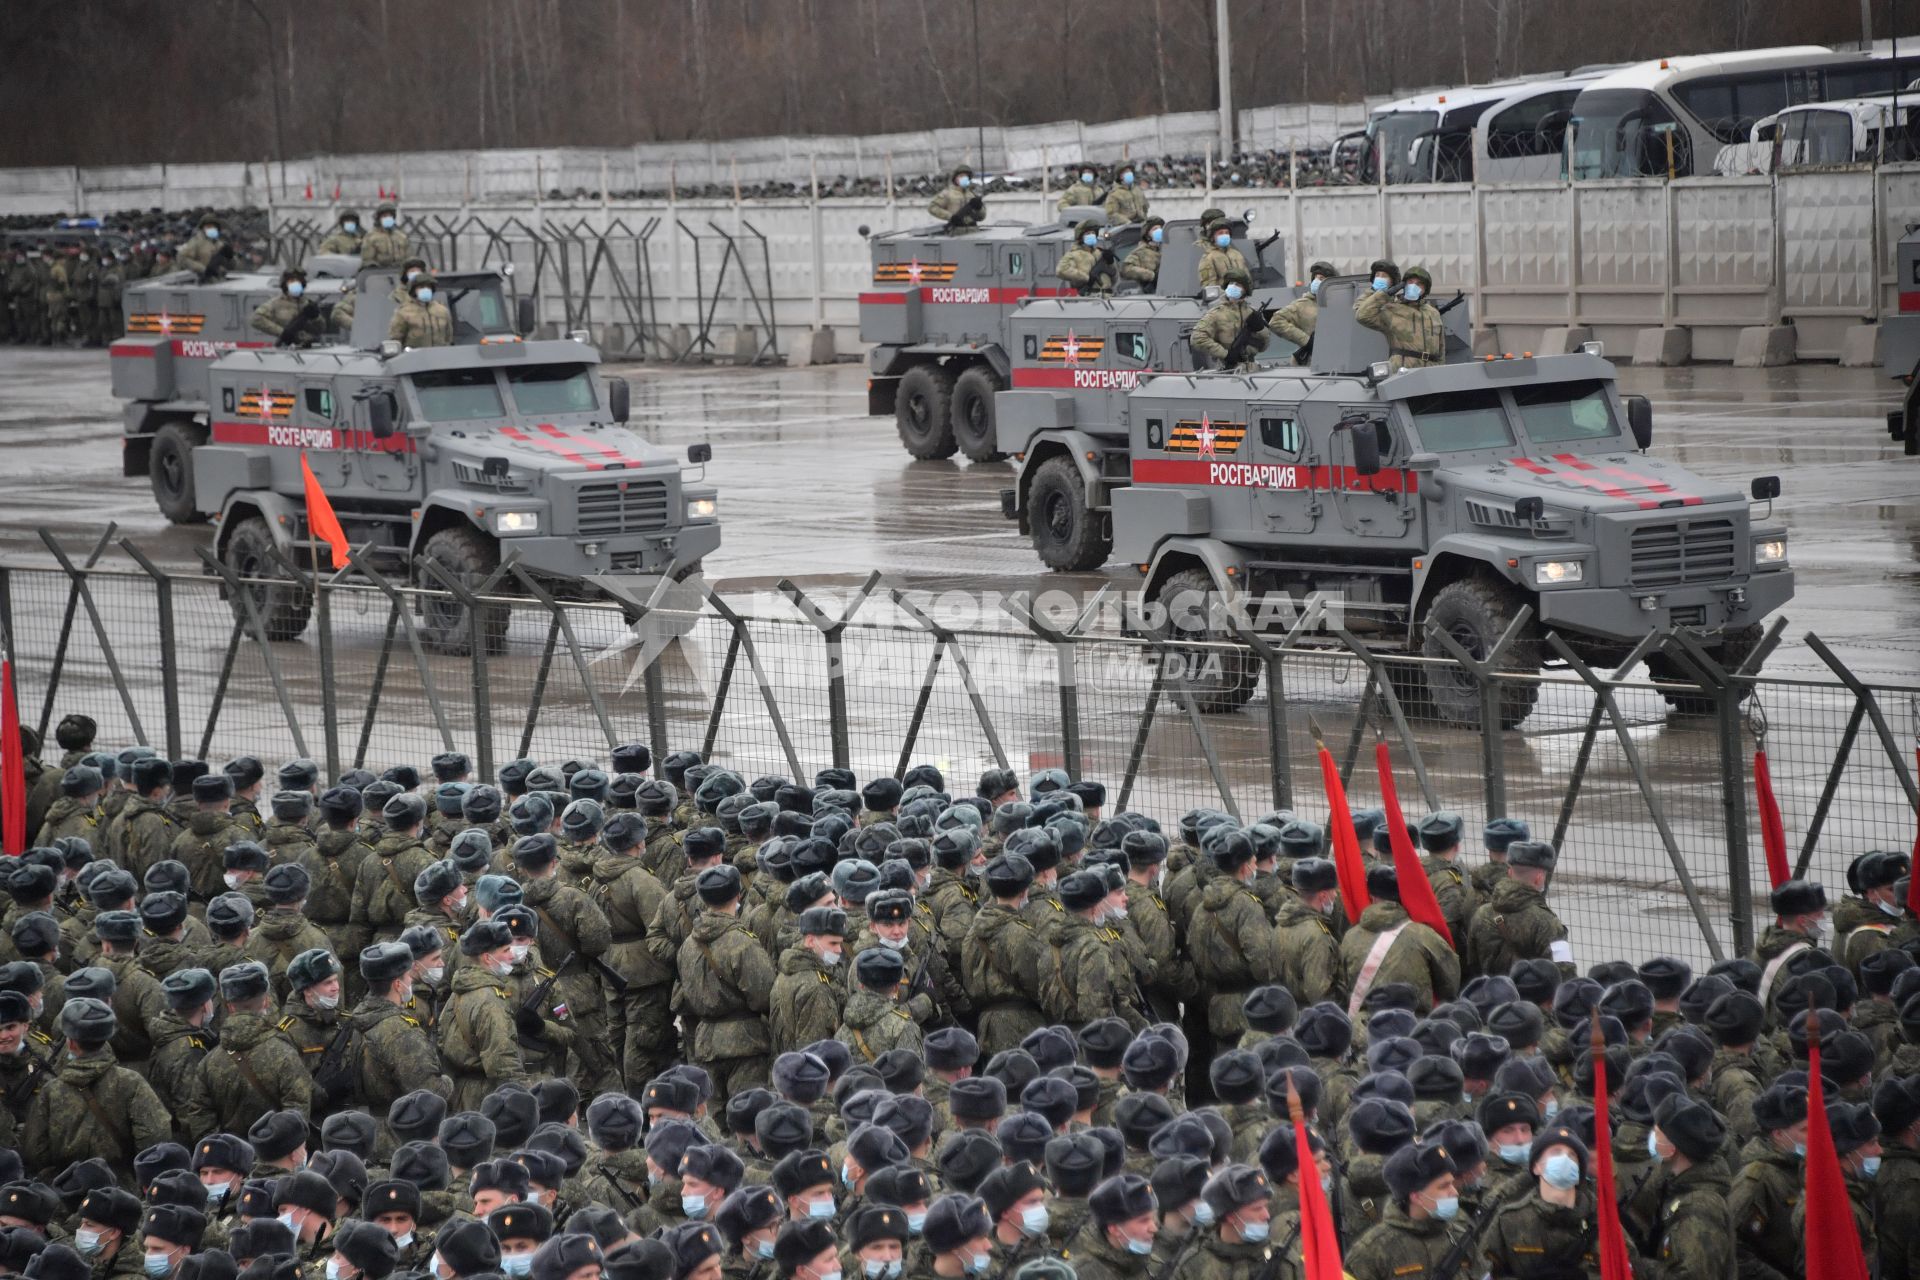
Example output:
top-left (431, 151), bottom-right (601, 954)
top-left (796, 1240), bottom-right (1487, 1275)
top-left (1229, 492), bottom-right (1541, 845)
top-left (198, 241), bottom-right (234, 283)
top-left (1291, 333), bottom-right (1315, 366)
top-left (1218, 305), bottom-right (1276, 369)
top-left (276, 299), bottom-right (323, 348)
top-left (945, 195), bottom-right (985, 232)
top-left (1251, 1221), bottom-right (1303, 1280)
top-left (587, 953), bottom-right (631, 996)
top-left (1087, 247), bottom-right (1117, 294)
top-left (1431, 1198), bottom-right (1498, 1280)
top-left (1437, 289), bottom-right (1466, 315)
top-left (311, 1021), bottom-right (360, 1107)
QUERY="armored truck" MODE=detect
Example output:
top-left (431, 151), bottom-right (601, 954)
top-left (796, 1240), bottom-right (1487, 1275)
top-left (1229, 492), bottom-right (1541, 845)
top-left (860, 211), bottom-right (1285, 462)
top-left (110, 260), bottom-right (719, 652)
top-left (1885, 222), bottom-right (1920, 456)
top-left (1116, 277), bottom-right (1792, 726)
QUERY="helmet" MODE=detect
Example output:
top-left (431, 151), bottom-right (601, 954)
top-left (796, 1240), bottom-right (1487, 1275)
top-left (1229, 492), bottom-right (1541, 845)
top-left (1073, 220), bottom-right (1101, 238)
top-left (1221, 265), bottom-right (1254, 288)
top-left (337, 209), bottom-right (360, 226)
top-left (1308, 260), bottom-right (1337, 278)
top-left (1402, 264), bottom-right (1433, 289)
top-left (279, 269), bottom-right (307, 290)
top-left (1369, 259), bottom-right (1400, 283)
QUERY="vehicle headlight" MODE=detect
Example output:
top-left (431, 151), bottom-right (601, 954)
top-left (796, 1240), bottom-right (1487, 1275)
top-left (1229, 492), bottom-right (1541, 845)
top-left (1533, 559), bottom-right (1584, 586)
top-left (493, 509), bottom-right (540, 535)
top-left (688, 496), bottom-right (718, 520)
top-left (1754, 538), bottom-right (1787, 565)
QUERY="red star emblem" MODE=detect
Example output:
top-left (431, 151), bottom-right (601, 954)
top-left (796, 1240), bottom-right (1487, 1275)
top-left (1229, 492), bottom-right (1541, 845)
top-left (1062, 330), bottom-right (1083, 366)
top-left (156, 311), bottom-right (174, 334)
top-left (906, 258), bottom-right (923, 283)
top-left (1195, 414), bottom-right (1218, 457)
top-left (257, 389), bottom-right (275, 421)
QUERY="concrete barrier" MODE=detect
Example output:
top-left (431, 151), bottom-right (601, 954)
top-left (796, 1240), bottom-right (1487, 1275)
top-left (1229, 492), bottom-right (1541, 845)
top-left (1733, 326), bottom-right (1796, 368)
top-left (1632, 328), bottom-right (1692, 367)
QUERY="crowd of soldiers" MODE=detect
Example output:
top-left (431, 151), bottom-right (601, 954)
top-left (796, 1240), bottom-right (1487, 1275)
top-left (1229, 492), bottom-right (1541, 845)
top-left (0, 706), bottom-right (1910, 1280)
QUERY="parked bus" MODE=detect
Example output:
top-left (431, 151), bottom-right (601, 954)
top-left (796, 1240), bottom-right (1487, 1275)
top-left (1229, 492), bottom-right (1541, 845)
top-left (1470, 68), bottom-right (1627, 182)
top-left (1334, 75), bottom-right (1565, 184)
top-left (1715, 90), bottom-right (1920, 173)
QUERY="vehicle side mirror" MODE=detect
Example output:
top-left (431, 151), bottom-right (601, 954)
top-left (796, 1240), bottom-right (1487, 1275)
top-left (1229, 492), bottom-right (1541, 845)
top-left (1625, 394), bottom-right (1653, 450)
top-left (1750, 475), bottom-right (1780, 500)
top-left (1514, 496), bottom-right (1545, 523)
top-left (607, 376), bottom-right (630, 424)
top-left (1342, 418), bottom-right (1381, 476)
top-left (687, 443), bottom-right (713, 464)
top-left (516, 295), bottom-right (537, 336)
top-left (367, 391), bottom-right (396, 439)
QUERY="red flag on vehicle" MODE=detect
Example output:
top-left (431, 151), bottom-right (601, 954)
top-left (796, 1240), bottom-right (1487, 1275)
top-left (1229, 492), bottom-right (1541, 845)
top-left (1803, 1010), bottom-right (1870, 1280)
top-left (0, 660), bottom-right (24, 856)
top-left (301, 452), bottom-right (351, 571)
top-left (1311, 721), bottom-right (1369, 924)
top-left (1753, 748), bottom-right (1789, 890)
top-left (1284, 1075), bottom-right (1344, 1280)
top-left (1376, 741), bottom-right (1453, 949)
top-left (1589, 1012), bottom-right (1634, 1280)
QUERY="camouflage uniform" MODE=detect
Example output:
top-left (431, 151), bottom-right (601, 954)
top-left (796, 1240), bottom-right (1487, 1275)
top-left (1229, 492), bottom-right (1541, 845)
top-left (109, 795), bottom-right (176, 885)
top-left (1344, 1202), bottom-right (1472, 1280)
top-left (22, 1048), bottom-right (171, 1184)
top-left (1055, 240), bottom-right (1115, 296)
top-left (388, 297), bottom-right (453, 348)
top-left (437, 963), bottom-right (528, 1111)
top-left (769, 946), bottom-right (847, 1051)
top-left (1337, 901), bottom-right (1460, 1013)
top-left (1040, 912), bottom-right (1134, 1027)
top-left (1877, 1143), bottom-right (1920, 1280)
top-left (519, 872), bottom-right (618, 1093)
top-left (927, 184), bottom-right (982, 227)
top-left (317, 226), bottom-right (363, 255)
top-left (1479, 1186), bottom-right (1626, 1279)
top-left (577, 1144), bottom-right (652, 1225)
top-left (1189, 297), bottom-right (1268, 371)
top-left (677, 911), bottom-right (777, 1107)
top-left (352, 996), bottom-right (452, 1110)
top-left (178, 233), bottom-right (222, 276)
top-left (1354, 288), bottom-right (1444, 371)
top-left (352, 831), bottom-right (436, 943)
top-left (192, 1007), bottom-right (315, 1131)
top-left (1123, 880), bottom-right (1188, 1022)
top-left (1465, 878), bottom-right (1572, 981)
top-left (836, 988), bottom-right (924, 1066)
top-left (169, 810), bottom-right (244, 902)
top-left (360, 222), bottom-right (412, 269)
top-left (1274, 898), bottom-right (1343, 1008)
top-left (0, 1031), bottom-right (59, 1147)
top-left (99, 951), bottom-right (167, 1066)
top-left (34, 795), bottom-right (97, 848)
top-left (250, 293), bottom-right (319, 343)
top-left (1269, 292), bottom-right (1319, 348)
top-left (305, 827), bottom-right (371, 957)
top-left (586, 847), bottom-right (676, 1090)
top-left (1658, 1161), bottom-right (1737, 1280)
top-left (1729, 1137), bottom-right (1800, 1280)
top-left (641, 816), bottom-right (686, 884)
top-left (1421, 854), bottom-right (1480, 954)
top-left (1197, 242), bottom-right (1249, 291)
top-left (960, 901), bottom-right (1045, 1058)
top-left (1120, 241), bottom-right (1160, 289)
top-left (245, 912), bottom-right (335, 1003)
top-left (1103, 184), bottom-right (1150, 225)
top-left (1057, 179), bottom-right (1104, 211)
top-left (922, 868), bottom-right (978, 989)
top-left (146, 1011), bottom-right (217, 1141)
top-left (1186, 877), bottom-right (1284, 1040)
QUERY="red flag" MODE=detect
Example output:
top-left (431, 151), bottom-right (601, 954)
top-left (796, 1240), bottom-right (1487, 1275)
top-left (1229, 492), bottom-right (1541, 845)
top-left (1285, 1077), bottom-right (1343, 1280)
top-left (1376, 742), bottom-right (1453, 949)
top-left (1589, 1013), bottom-right (1634, 1280)
top-left (1313, 729), bottom-right (1370, 924)
top-left (0, 660), bottom-right (24, 856)
top-left (1804, 1011), bottom-right (1871, 1280)
top-left (332, 181), bottom-right (342, 200)
top-left (301, 452), bottom-right (351, 570)
top-left (1753, 749), bottom-right (1789, 890)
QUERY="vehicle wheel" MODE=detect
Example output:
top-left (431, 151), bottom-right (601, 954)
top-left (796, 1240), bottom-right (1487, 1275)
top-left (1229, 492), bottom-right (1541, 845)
top-left (1650, 623), bottom-right (1763, 715)
top-left (417, 525), bottom-right (510, 657)
top-left (951, 365), bottom-right (1005, 462)
top-left (150, 421), bottom-right (208, 525)
top-left (1148, 567), bottom-right (1260, 713)
top-left (1417, 576), bottom-right (1541, 729)
top-left (1027, 456), bottom-right (1111, 572)
top-left (224, 517), bottom-right (311, 641)
top-left (895, 364), bottom-right (958, 460)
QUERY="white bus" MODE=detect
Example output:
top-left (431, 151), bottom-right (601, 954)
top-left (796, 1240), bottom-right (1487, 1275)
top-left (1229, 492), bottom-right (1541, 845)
top-left (1713, 88), bottom-right (1920, 173)
top-left (1567, 45), bottom-right (1920, 179)
top-left (1470, 68), bottom-right (1627, 182)
top-left (1334, 75), bottom-right (1566, 184)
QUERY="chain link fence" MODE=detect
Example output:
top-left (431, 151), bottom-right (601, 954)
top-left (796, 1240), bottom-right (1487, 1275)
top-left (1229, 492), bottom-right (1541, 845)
top-left (3, 537), bottom-right (1916, 970)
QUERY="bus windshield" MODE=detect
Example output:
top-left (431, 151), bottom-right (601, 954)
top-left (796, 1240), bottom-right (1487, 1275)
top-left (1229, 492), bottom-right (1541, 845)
top-left (1406, 389), bottom-right (1514, 452)
top-left (1570, 88), bottom-right (1690, 178)
top-left (1371, 110), bottom-right (1440, 183)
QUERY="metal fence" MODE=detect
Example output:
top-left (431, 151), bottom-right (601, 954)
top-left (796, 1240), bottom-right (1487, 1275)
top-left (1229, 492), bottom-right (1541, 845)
top-left (4, 531), bottom-right (1916, 971)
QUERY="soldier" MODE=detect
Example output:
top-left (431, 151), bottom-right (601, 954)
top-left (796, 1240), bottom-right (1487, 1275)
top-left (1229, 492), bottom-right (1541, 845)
top-left (145, 245), bottom-right (177, 279)
top-left (1189, 267), bottom-right (1268, 372)
top-left (1343, 1140), bottom-right (1471, 1280)
top-left (1103, 163), bottom-right (1150, 225)
top-left (178, 216), bottom-right (230, 281)
top-left (353, 793), bottom-right (438, 945)
top-left (1040, 869), bottom-right (1132, 1027)
top-left (1058, 164), bottom-right (1105, 212)
top-left (1355, 263), bottom-right (1444, 371)
top-left (107, 756), bottom-right (175, 884)
top-left (361, 204), bottom-right (412, 269)
top-left (389, 273), bottom-right (453, 349)
top-left (1197, 220), bottom-right (1249, 291)
top-left (1839, 849), bottom-right (1904, 971)
top-left (1412, 812), bottom-right (1479, 948)
top-left (250, 270), bottom-right (322, 347)
top-left (93, 250), bottom-right (125, 348)
top-left (318, 210), bottom-right (365, 256)
top-left (770, 906), bottom-right (849, 1052)
top-left (1465, 840), bottom-right (1572, 980)
top-left (222, 757), bottom-right (268, 833)
top-left (22, 998), bottom-right (171, 1182)
top-left (309, 786), bottom-right (373, 962)
top-left (353, 941), bottom-right (452, 1111)
top-left (1115, 216), bottom-right (1166, 294)
top-left (512, 832), bottom-right (617, 1094)
top-left (1185, 832), bottom-right (1283, 1045)
top-left (34, 762), bottom-right (102, 848)
top-left (245, 865), bottom-right (333, 1001)
top-left (961, 854), bottom-right (1046, 1058)
top-left (0, 987), bottom-right (58, 1149)
top-left (438, 920), bottom-right (529, 1110)
top-left (1275, 857), bottom-right (1343, 1009)
top-left (590, 811), bottom-right (676, 1091)
top-left (134, 890), bottom-right (198, 981)
top-left (1478, 1128), bottom-right (1634, 1279)
top-left (1055, 222), bottom-right (1117, 297)
top-left (1269, 260), bottom-right (1334, 359)
top-left (1748, 878), bottom-right (1827, 1013)
top-left (41, 245), bottom-right (73, 346)
top-left (1474, 818), bottom-right (1530, 899)
top-left (1338, 866), bottom-right (1461, 1014)
top-left (923, 828), bottom-right (981, 987)
top-left (69, 1188), bottom-right (146, 1279)
top-left (927, 167), bottom-right (984, 230)
top-left (168, 772), bottom-right (243, 903)
top-left (1649, 1095), bottom-right (1735, 1280)
top-left (187, 959), bottom-right (312, 1135)
top-left (67, 248), bottom-right (98, 348)
top-left (93, 910), bottom-right (168, 1066)
top-left (148, 968), bottom-right (217, 1141)
top-left (327, 1217), bottom-right (400, 1280)
top-left (3, 247), bottom-right (34, 344)
top-left (837, 947), bottom-right (923, 1066)
top-left (677, 865), bottom-right (776, 1109)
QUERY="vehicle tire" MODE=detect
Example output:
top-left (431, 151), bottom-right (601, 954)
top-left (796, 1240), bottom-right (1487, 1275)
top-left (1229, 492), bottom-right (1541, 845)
top-left (224, 517), bottom-right (312, 641)
top-left (417, 525), bottom-right (510, 657)
top-left (1651, 623), bottom-right (1763, 715)
top-left (150, 421), bottom-right (208, 525)
top-left (951, 365), bottom-right (1005, 462)
top-left (895, 364), bottom-right (958, 460)
top-left (1148, 567), bottom-right (1260, 713)
top-left (1027, 456), bottom-right (1111, 572)
top-left (1417, 575), bottom-right (1541, 729)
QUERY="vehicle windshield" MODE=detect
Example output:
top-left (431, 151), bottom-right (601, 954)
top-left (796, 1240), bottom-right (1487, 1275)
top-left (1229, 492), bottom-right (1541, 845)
top-left (1512, 380), bottom-right (1619, 444)
top-left (444, 280), bottom-right (512, 338)
top-left (507, 363), bottom-right (600, 415)
top-left (411, 369), bottom-right (504, 420)
top-left (1777, 109), bottom-right (1859, 166)
top-left (1405, 389), bottom-right (1513, 452)
top-left (1371, 110), bottom-right (1440, 183)
top-left (1570, 88), bottom-right (1690, 178)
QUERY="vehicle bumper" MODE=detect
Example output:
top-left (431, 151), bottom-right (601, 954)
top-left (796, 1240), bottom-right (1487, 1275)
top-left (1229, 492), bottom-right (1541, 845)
top-left (1533, 571), bottom-right (1794, 641)
top-left (500, 523), bottom-right (722, 579)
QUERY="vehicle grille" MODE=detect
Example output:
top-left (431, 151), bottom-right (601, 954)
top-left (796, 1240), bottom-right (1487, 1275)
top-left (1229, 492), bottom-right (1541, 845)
top-left (1629, 519), bottom-right (1736, 588)
top-left (575, 479), bottom-right (671, 536)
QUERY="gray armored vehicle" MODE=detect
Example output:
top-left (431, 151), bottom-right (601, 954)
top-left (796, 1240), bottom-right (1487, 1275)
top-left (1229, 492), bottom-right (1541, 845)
top-left (1885, 223), bottom-right (1920, 456)
top-left (860, 211), bottom-right (1285, 462)
top-left (1116, 278), bottom-right (1792, 725)
top-left (110, 260), bottom-right (719, 651)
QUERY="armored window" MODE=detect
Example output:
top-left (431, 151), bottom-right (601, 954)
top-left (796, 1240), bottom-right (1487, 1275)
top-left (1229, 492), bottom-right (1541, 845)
top-left (304, 388), bottom-right (333, 420)
top-left (506, 363), bottom-right (598, 415)
top-left (1259, 416), bottom-right (1301, 455)
top-left (1145, 417), bottom-right (1165, 449)
top-left (411, 369), bottom-right (504, 421)
top-left (1512, 379), bottom-right (1617, 444)
top-left (1007, 252), bottom-right (1025, 277)
top-left (1115, 332), bottom-right (1148, 364)
top-left (1405, 389), bottom-right (1511, 453)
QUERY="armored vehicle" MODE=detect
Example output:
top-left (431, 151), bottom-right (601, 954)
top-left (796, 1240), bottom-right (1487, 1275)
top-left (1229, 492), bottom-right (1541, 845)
top-left (1116, 277), bottom-right (1792, 726)
top-left (1885, 222), bottom-right (1920, 456)
top-left (110, 260), bottom-right (719, 651)
top-left (860, 211), bottom-right (1285, 462)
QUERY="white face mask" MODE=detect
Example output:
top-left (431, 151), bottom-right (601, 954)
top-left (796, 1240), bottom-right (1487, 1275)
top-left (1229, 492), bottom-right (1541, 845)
top-left (423, 965), bottom-right (446, 984)
top-left (510, 942), bottom-right (532, 962)
top-left (311, 993), bottom-right (339, 1011)
top-left (486, 956), bottom-right (516, 978)
top-left (878, 935), bottom-right (907, 952)
top-left (223, 873), bottom-right (243, 890)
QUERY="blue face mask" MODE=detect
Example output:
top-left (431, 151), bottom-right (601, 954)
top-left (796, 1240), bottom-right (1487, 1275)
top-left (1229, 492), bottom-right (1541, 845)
top-left (1542, 1154), bottom-right (1581, 1190)
top-left (1215, 234), bottom-right (1232, 248)
top-left (1430, 1196), bottom-right (1460, 1221)
top-left (1543, 1099), bottom-right (1561, 1121)
top-left (381, 216), bottom-right (397, 229)
top-left (681, 1192), bottom-right (707, 1219)
top-left (966, 1254), bottom-right (992, 1276)
top-left (807, 1196), bottom-right (836, 1220)
top-left (1082, 234), bottom-right (1098, 247)
top-left (1372, 275), bottom-right (1390, 291)
top-left (501, 1257), bottom-right (532, 1278)
top-left (754, 1240), bottom-right (777, 1261)
top-left (415, 288), bottom-right (434, 304)
top-left (1499, 1144), bottom-right (1530, 1166)
top-left (1793, 1142), bottom-right (1808, 1158)
top-left (1125, 1236), bottom-right (1153, 1256)
top-left (1191, 1201), bottom-right (1216, 1227)
top-left (343, 222), bottom-right (359, 234)
top-left (1860, 1155), bottom-right (1883, 1179)
top-left (905, 1210), bottom-right (927, 1234)
top-left (863, 1263), bottom-right (900, 1280)
top-left (1239, 1216), bottom-right (1270, 1243)
top-left (1309, 277), bottom-right (1322, 295)
top-left (1150, 227), bottom-right (1164, 243)
top-left (843, 1159), bottom-right (858, 1189)
top-left (205, 228), bottom-right (220, 241)
top-left (1080, 173), bottom-right (1095, 185)
top-left (1647, 1132), bottom-right (1664, 1161)
top-left (1121, 172), bottom-right (1135, 185)
top-left (1019, 1203), bottom-right (1050, 1236)
top-left (958, 175), bottom-right (971, 188)
top-left (144, 1256), bottom-right (172, 1278)
top-left (287, 282), bottom-right (305, 298)
top-left (1224, 284), bottom-right (1244, 302)
top-left (1404, 282), bottom-right (1424, 302)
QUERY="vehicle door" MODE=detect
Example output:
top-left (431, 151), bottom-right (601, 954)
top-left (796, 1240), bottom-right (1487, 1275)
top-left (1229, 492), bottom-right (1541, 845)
top-left (1324, 400), bottom-right (1418, 542)
top-left (1104, 323), bottom-right (1153, 431)
top-left (1247, 404), bottom-right (1316, 535)
top-left (299, 381), bottom-right (356, 495)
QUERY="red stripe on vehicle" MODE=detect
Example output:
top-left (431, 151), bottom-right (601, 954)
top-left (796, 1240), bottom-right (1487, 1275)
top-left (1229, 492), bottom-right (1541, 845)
top-left (210, 421), bottom-right (414, 452)
top-left (537, 423), bottom-right (643, 468)
top-left (1516, 456), bottom-right (1656, 509)
top-left (501, 425), bottom-right (602, 470)
top-left (1508, 457), bottom-right (1553, 474)
top-left (1900, 290), bottom-right (1920, 314)
top-left (858, 292), bottom-right (908, 305)
top-left (1131, 457), bottom-right (1419, 493)
top-left (110, 343), bottom-right (155, 358)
